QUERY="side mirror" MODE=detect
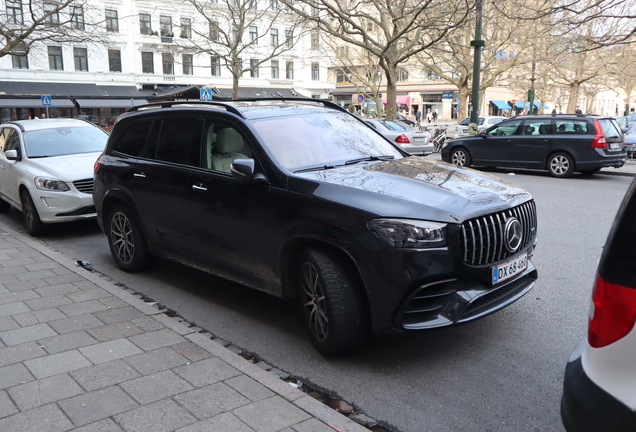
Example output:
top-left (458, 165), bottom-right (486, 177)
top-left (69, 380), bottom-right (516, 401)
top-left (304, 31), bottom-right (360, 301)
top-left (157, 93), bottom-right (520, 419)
top-left (5, 149), bottom-right (20, 161)
top-left (230, 159), bottom-right (267, 185)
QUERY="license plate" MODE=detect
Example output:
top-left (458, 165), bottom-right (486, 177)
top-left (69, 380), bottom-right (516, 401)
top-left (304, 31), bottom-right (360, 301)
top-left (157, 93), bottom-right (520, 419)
top-left (492, 253), bottom-right (527, 285)
top-left (609, 143), bottom-right (620, 150)
top-left (413, 137), bottom-right (426, 142)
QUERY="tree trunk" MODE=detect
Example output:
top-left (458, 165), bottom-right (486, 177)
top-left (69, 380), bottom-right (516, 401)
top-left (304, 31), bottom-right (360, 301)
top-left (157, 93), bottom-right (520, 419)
top-left (566, 81), bottom-right (581, 114)
top-left (457, 84), bottom-right (471, 120)
top-left (382, 62), bottom-right (398, 120)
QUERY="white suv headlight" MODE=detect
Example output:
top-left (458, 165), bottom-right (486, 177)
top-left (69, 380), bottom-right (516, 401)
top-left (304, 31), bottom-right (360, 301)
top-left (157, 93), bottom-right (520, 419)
top-left (35, 177), bottom-right (70, 192)
top-left (367, 219), bottom-right (447, 248)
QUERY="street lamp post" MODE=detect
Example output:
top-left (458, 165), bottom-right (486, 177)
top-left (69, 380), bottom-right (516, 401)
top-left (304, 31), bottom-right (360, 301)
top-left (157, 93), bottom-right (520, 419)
top-left (469, 0), bottom-right (485, 134)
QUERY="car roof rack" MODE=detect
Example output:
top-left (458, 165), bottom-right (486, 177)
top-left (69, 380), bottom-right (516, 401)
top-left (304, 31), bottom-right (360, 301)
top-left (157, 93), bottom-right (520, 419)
top-left (126, 97), bottom-right (349, 119)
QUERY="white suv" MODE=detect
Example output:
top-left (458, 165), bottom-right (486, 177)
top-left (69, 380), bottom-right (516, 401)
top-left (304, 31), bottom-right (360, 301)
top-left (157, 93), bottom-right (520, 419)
top-left (561, 177), bottom-right (636, 431)
top-left (454, 116), bottom-right (506, 137)
top-left (0, 119), bottom-right (108, 235)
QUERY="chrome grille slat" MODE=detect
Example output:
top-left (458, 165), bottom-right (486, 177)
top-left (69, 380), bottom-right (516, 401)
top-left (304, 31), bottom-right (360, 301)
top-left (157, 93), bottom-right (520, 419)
top-left (460, 200), bottom-right (537, 266)
top-left (73, 179), bottom-right (94, 194)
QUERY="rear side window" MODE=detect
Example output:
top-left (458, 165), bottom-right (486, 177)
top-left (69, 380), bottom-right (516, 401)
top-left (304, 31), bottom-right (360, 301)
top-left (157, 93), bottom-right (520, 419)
top-left (521, 120), bottom-right (552, 135)
top-left (555, 120), bottom-right (589, 134)
top-left (156, 117), bottom-right (204, 165)
top-left (112, 118), bottom-right (156, 158)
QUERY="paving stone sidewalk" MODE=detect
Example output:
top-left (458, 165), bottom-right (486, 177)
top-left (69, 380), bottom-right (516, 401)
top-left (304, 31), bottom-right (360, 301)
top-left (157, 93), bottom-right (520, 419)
top-left (0, 221), bottom-right (370, 432)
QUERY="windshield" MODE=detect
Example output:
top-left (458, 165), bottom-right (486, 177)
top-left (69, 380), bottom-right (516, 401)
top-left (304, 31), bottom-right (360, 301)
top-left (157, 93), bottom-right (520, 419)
top-left (251, 111), bottom-right (404, 170)
top-left (381, 120), bottom-right (411, 131)
top-left (24, 126), bottom-right (108, 158)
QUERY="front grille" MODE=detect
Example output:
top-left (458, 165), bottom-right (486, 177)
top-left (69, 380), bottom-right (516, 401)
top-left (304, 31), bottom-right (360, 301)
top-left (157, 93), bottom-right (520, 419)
top-left (73, 179), bottom-right (94, 194)
top-left (460, 200), bottom-right (537, 266)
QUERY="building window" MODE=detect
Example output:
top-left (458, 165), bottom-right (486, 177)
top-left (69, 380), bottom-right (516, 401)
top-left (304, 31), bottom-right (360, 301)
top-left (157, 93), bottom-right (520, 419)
top-left (270, 0), bottom-right (278, 11)
top-left (249, 26), bottom-right (258, 43)
top-left (48, 46), bottom-right (63, 70)
top-left (73, 47), bottom-right (88, 71)
top-left (285, 30), bottom-right (293, 48)
top-left (71, 6), bottom-right (84, 30)
top-left (105, 9), bottom-right (118, 32)
top-left (141, 52), bottom-right (154, 73)
top-left (140, 13), bottom-right (152, 35)
top-left (211, 56), bottom-right (221, 76)
top-left (210, 21), bottom-right (219, 42)
top-left (336, 70), bottom-right (350, 83)
top-left (160, 15), bottom-right (172, 39)
top-left (162, 53), bottom-right (174, 75)
top-left (270, 28), bottom-right (278, 47)
top-left (338, 46), bottom-right (348, 58)
top-left (180, 18), bottom-right (191, 38)
top-left (425, 69), bottom-right (440, 80)
top-left (249, 0), bottom-right (257, 8)
top-left (7, 0), bottom-right (23, 24)
top-left (271, 60), bottom-right (279, 79)
top-left (286, 61), bottom-right (293, 79)
top-left (11, 43), bottom-right (28, 69)
top-left (311, 63), bottom-right (319, 81)
top-left (183, 54), bottom-right (193, 75)
top-left (108, 49), bottom-right (121, 72)
top-left (250, 59), bottom-right (259, 78)
top-left (311, 32), bottom-right (319, 50)
top-left (397, 69), bottom-right (408, 81)
top-left (232, 25), bottom-right (240, 43)
top-left (43, 3), bottom-right (60, 24)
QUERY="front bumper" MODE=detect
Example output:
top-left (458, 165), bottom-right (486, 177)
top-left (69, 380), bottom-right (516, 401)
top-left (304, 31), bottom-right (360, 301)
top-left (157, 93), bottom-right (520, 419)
top-left (29, 188), bottom-right (96, 223)
top-left (561, 338), bottom-right (636, 432)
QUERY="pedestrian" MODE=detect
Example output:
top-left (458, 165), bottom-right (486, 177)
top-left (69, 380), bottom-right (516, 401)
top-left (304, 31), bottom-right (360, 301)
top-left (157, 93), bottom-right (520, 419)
top-left (575, 105), bottom-right (582, 114)
top-left (432, 109), bottom-right (438, 123)
top-left (551, 108), bottom-right (557, 115)
top-left (415, 110), bottom-right (421, 125)
top-left (426, 108), bottom-right (432, 124)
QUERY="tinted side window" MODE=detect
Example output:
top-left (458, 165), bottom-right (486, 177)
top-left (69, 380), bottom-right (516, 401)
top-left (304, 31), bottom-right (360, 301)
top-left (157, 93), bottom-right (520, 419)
top-left (156, 117), bottom-right (204, 165)
top-left (486, 119), bottom-right (522, 136)
top-left (521, 120), bottom-right (552, 135)
top-left (555, 120), bottom-right (589, 134)
top-left (112, 118), bottom-right (156, 157)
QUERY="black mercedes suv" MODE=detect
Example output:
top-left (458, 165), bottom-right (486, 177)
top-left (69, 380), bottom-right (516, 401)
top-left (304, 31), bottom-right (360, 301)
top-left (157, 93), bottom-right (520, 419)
top-left (442, 114), bottom-right (626, 177)
top-left (93, 98), bottom-right (538, 355)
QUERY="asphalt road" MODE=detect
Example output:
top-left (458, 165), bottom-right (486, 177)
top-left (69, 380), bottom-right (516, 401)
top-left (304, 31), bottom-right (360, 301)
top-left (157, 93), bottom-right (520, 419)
top-left (1, 167), bottom-right (632, 432)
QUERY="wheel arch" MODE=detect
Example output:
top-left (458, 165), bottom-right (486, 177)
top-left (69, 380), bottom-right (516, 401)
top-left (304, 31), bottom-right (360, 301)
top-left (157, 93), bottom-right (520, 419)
top-left (99, 189), bottom-right (151, 241)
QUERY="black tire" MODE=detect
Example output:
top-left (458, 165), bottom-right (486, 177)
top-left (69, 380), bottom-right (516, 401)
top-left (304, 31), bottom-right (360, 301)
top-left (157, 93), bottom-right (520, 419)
top-left (106, 203), bottom-right (152, 272)
top-left (20, 191), bottom-right (46, 236)
top-left (0, 197), bottom-right (10, 213)
top-left (581, 168), bottom-right (600, 176)
top-left (450, 148), bottom-right (471, 167)
top-left (548, 152), bottom-right (574, 178)
top-left (297, 248), bottom-right (369, 356)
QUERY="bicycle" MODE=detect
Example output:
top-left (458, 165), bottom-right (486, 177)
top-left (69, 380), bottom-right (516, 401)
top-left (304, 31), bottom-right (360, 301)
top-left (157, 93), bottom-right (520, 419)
top-left (432, 127), bottom-right (447, 152)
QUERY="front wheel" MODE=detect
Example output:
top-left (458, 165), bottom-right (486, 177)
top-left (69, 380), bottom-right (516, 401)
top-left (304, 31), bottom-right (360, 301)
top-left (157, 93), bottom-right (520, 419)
top-left (450, 148), bottom-right (471, 167)
top-left (548, 153), bottom-right (574, 178)
top-left (20, 191), bottom-right (46, 236)
top-left (106, 203), bottom-right (152, 272)
top-left (298, 248), bottom-right (368, 356)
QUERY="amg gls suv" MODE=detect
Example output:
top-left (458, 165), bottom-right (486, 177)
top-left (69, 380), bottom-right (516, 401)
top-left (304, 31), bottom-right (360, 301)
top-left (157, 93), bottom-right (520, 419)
top-left (93, 98), bottom-right (538, 355)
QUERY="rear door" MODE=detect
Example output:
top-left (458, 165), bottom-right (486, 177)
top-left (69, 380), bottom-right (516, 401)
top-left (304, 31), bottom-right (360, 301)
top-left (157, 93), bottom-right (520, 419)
top-left (512, 119), bottom-right (553, 168)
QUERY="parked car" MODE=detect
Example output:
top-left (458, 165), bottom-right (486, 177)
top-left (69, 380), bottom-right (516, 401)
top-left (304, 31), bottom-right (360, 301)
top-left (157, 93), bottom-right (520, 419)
top-left (624, 124), bottom-right (636, 158)
top-left (454, 116), bottom-right (506, 137)
top-left (382, 113), bottom-right (416, 127)
top-left (364, 119), bottom-right (433, 155)
top-left (561, 176), bottom-right (636, 432)
top-left (94, 98), bottom-right (538, 356)
top-left (442, 114), bottom-right (626, 178)
top-left (0, 118), bottom-right (108, 235)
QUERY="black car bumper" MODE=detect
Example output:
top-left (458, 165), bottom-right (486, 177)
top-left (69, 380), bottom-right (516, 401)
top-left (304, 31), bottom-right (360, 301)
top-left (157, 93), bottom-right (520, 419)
top-left (561, 338), bottom-right (636, 432)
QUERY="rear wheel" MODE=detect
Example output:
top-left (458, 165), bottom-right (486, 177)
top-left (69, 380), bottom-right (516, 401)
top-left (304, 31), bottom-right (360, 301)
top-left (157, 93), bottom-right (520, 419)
top-left (297, 248), bottom-right (368, 356)
top-left (20, 191), bottom-right (46, 236)
top-left (106, 203), bottom-right (152, 272)
top-left (450, 148), bottom-right (471, 167)
top-left (548, 153), bottom-right (574, 178)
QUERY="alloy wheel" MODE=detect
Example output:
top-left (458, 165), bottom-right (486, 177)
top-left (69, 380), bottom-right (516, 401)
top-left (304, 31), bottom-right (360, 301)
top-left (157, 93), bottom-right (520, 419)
top-left (551, 155), bottom-right (570, 175)
top-left (301, 262), bottom-right (329, 341)
top-left (110, 212), bottom-right (135, 264)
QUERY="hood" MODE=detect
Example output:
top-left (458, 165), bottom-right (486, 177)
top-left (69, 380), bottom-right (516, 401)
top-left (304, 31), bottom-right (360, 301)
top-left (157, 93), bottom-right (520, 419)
top-left (290, 157), bottom-right (532, 223)
top-left (25, 152), bottom-right (100, 181)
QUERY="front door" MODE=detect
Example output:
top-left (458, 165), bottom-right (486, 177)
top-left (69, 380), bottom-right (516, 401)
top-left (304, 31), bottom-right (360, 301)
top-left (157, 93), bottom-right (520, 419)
top-left (473, 119), bottom-right (523, 166)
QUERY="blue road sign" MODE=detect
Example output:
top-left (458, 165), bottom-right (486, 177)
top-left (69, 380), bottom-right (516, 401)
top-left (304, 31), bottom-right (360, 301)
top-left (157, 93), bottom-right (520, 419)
top-left (200, 88), bottom-right (213, 101)
top-left (41, 95), bottom-right (52, 106)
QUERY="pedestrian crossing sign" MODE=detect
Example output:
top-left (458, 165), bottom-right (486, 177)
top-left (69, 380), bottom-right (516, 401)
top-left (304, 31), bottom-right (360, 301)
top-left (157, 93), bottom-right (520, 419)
top-left (199, 88), bottom-right (213, 101)
top-left (41, 95), bottom-right (52, 106)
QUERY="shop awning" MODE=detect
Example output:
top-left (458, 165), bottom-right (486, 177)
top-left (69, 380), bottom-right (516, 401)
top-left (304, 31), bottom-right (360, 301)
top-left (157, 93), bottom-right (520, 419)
top-left (0, 98), bottom-right (74, 108)
top-left (381, 95), bottom-right (411, 107)
top-left (74, 99), bottom-right (148, 109)
top-left (490, 100), bottom-right (511, 110)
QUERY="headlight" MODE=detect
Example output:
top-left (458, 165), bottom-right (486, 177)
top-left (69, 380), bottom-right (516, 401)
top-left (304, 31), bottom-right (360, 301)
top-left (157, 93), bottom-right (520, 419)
top-left (34, 177), bottom-right (70, 192)
top-left (367, 219), bottom-right (447, 248)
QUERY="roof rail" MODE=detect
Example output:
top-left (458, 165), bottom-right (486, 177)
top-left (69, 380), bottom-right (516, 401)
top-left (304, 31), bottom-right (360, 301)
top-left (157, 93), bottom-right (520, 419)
top-left (7, 121), bottom-right (25, 132)
top-left (126, 97), bottom-right (350, 119)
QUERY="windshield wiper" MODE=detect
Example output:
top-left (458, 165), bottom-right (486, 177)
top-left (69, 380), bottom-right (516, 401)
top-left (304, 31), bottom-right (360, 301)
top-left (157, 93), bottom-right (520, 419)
top-left (294, 164), bottom-right (337, 174)
top-left (344, 155), bottom-right (395, 165)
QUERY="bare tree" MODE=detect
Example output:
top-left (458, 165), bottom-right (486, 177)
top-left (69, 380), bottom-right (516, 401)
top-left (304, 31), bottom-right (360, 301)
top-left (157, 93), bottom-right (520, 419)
top-left (280, 0), bottom-right (475, 120)
top-left (1, 0), bottom-right (103, 58)
top-left (184, 0), bottom-right (305, 100)
top-left (609, 43), bottom-right (636, 115)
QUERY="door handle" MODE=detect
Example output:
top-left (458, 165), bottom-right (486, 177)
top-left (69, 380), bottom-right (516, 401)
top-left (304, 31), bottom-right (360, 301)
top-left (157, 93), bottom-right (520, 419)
top-left (192, 184), bottom-right (207, 191)
top-left (133, 173), bottom-right (145, 178)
